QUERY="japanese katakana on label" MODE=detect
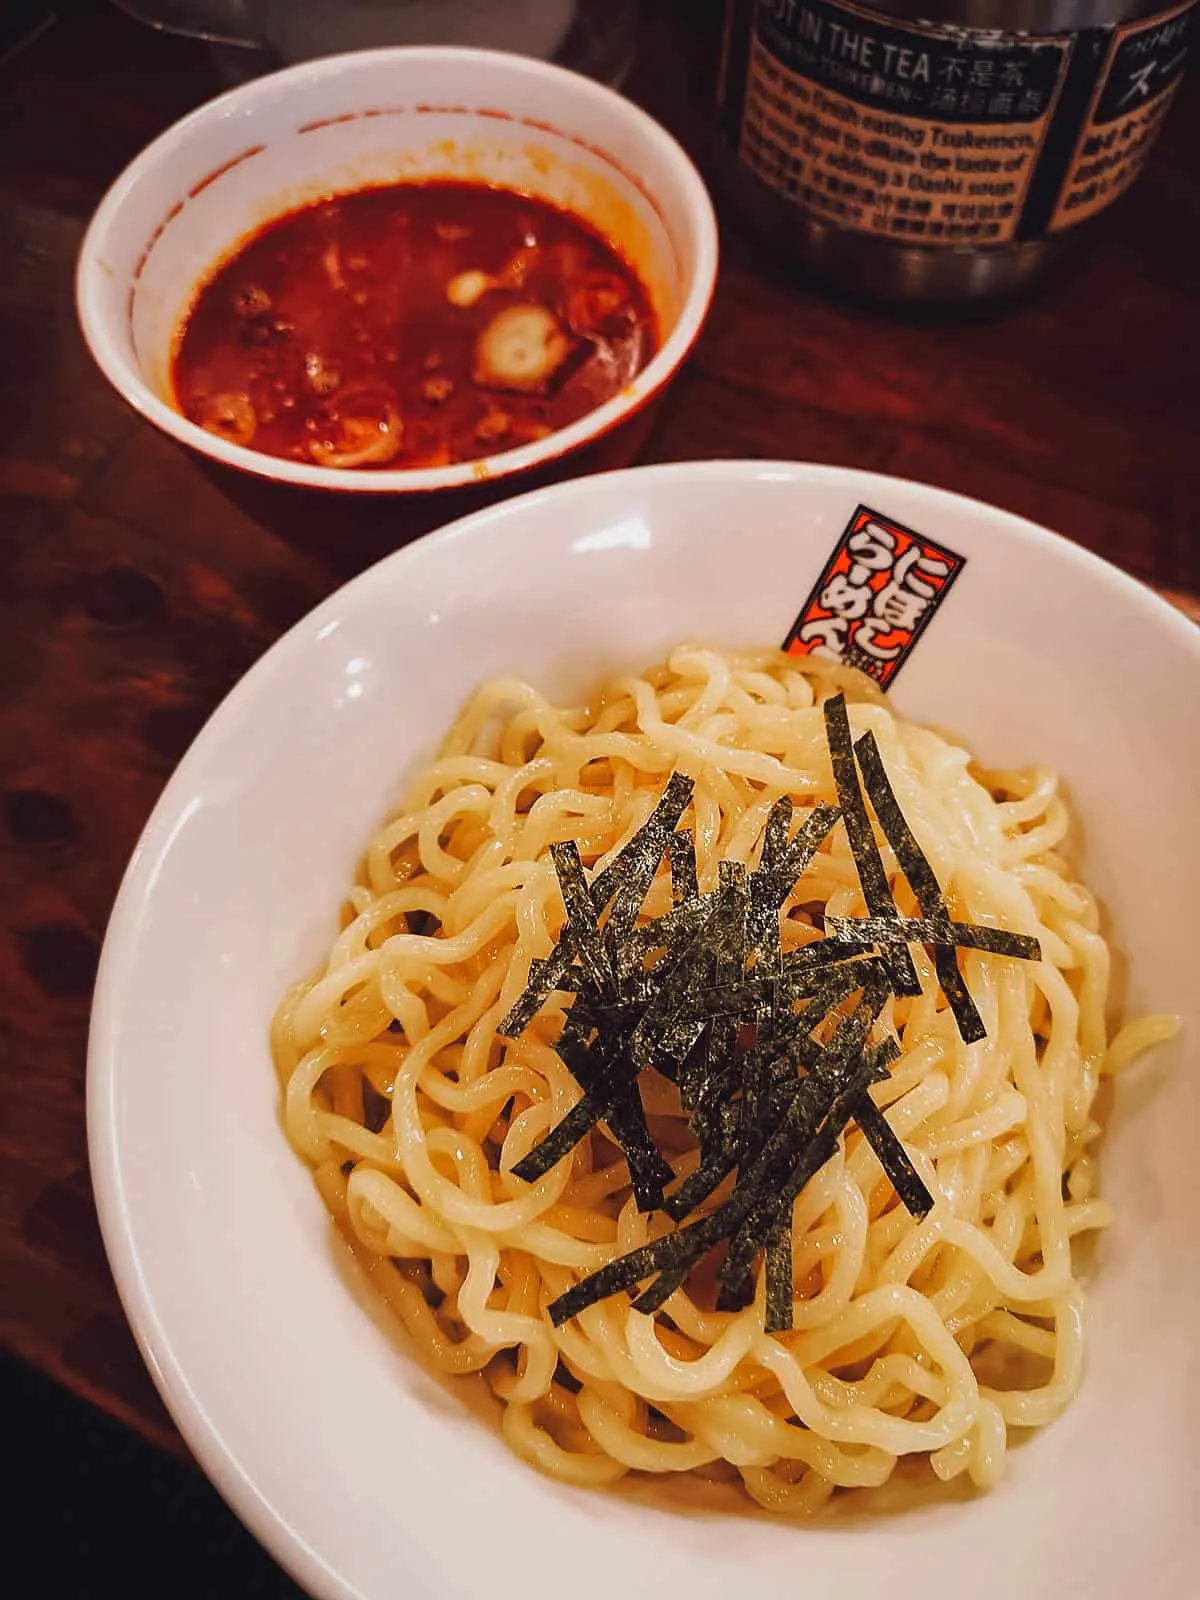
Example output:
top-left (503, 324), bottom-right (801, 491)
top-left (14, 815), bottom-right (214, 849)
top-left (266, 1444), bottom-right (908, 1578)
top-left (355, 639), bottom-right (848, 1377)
top-left (1051, 0), bottom-right (1196, 230)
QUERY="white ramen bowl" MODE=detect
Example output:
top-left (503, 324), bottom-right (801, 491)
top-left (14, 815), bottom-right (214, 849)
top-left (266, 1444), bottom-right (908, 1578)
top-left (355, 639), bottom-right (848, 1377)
top-left (75, 46), bottom-right (717, 494)
top-left (88, 462), bottom-right (1199, 1600)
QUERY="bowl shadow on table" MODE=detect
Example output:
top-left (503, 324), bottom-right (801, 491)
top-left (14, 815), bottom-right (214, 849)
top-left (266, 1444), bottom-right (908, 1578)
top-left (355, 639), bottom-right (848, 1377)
top-left (3, 1349), bottom-right (306, 1598)
top-left (324, 1216), bottom-right (1018, 1533)
top-left (193, 396), bottom-right (670, 584)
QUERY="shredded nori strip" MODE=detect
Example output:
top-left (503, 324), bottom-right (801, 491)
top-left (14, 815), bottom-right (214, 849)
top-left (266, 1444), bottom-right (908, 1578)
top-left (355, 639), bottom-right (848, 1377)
top-left (659, 958), bottom-right (890, 1229)
top-left (850, 729), bottom-right (986, 1044)
top-left (588, 771), bottom-right (694, 941)
top-left (714, 986), bottom-right (888, 1310)
top-left (668, 829), bottom-right (698, 907)
top-left (495, 693), bottom-right (1043, 1337)
top-left (498, 776), bottom-right (695, 1040)
top-left (499, 940), bottom-right (577, 1038)
top-left (553, 986), bottom-right (890, 1328)
top-left (825, 914), bottom-right (1041, 961)
top-left (507, 831), bottom-right (678, 1209)
top-left (823, 693), bottom-right (921, 998)
top-left (549, 840), bottom-right (612, 995)
top-left (853, 1093), bottom-right (934, 1219)
top-left (852, 730), bottom-right (1043, 1042)
top-left (511, 998), bottom-right (673, 1211)
top-left (748, 802), bottom-right (840, 966)
top-left (760, 794), bottom-right (793, 874)
top-left (764, 1227), bottom-right (794, 1336)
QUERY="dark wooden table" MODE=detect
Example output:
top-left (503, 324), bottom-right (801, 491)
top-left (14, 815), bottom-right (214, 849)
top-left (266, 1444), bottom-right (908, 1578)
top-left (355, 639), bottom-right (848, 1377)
top-left (1, 0), bottom-right (1197, 1460)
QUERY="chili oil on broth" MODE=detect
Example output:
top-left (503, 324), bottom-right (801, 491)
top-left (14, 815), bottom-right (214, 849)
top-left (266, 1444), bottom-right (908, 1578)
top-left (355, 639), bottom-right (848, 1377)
top-left (171, 180), bottom-right (657, 471)
top-left (272, 647), bottom-right (1176, 1517)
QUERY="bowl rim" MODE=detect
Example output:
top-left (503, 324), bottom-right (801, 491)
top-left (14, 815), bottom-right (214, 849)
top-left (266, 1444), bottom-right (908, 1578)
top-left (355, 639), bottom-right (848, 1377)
top-left (74, 44), bottom-right (719, 496)
top-left (86, 459), bottom-right (1200, 1599)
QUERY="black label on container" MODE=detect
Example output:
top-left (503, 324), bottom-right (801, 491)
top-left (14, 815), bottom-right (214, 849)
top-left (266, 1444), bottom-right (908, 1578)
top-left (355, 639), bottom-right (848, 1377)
top-left (755, 0), bottom-right (1067, 123)
top-left (726, 0), bottom-right (1197, 249)
top-left (1094, 4), bottom-right (1194, 121)
top-left (1050, 0), bottom-right (1195, 229)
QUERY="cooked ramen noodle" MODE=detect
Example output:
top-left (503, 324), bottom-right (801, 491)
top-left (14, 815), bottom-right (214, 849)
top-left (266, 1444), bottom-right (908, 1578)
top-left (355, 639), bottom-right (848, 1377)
top-left (272, 647), bottom-right (1175, 1512)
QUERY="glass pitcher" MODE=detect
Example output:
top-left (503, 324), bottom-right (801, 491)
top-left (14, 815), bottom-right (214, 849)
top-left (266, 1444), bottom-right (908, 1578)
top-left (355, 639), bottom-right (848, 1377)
top-left (114, 1), bottom-right (638, 85)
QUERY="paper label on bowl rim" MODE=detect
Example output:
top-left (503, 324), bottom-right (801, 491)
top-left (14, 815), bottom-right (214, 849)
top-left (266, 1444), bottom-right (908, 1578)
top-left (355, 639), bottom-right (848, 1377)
top-left (783, 504), bottom-right (965, 688)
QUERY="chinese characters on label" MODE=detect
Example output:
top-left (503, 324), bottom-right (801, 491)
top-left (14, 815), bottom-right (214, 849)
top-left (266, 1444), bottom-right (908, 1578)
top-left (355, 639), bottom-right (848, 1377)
top-left (784, 506), bottom-right (966, 688)
top-left (739, 0), bottom-right (1069, 246)
top-left (731, 0), bottom-right (1196, 248)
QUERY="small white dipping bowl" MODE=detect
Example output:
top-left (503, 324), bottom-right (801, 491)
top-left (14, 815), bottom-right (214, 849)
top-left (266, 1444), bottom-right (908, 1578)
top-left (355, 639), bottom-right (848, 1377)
top-left (88, 462), bottom-right (1199, 1600)
top-left (76, 47), bottom-right (717, 495)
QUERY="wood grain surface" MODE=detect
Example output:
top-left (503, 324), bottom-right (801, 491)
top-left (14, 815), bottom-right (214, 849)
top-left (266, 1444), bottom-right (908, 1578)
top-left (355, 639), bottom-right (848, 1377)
top-left (1, 0), bottom-right (1196, 1456)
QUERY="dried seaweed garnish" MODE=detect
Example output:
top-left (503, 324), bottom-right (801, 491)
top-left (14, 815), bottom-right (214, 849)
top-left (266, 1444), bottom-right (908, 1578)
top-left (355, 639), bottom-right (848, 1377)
top-left (850, 728), bottom-right (983, 1042)
top-left (496, 693), bottom-right (1042, 1337)
top-left (713, 984), bottom-right (889, 1311)
top-left (764, 1226), bottom-right (794, 1335)
top-left (545, 983), bottom-right (895, 1330)
top-left (823, 694), bottom-right (922, 998)
top-left (853, 1092), bottom-right (933, 1220)
top-left (825, 914), bottom-right (1041, 961)
top-left (500, 941), bottom-right (576, 1038)
top-left (589, 771), bottom-right (695, 944)
top-left (511, 1000), bottom-right (673, 1210)
top-left (667, 829), bottom-right (697, 906)
top-left (661, 957), bottom-right (889, 1227)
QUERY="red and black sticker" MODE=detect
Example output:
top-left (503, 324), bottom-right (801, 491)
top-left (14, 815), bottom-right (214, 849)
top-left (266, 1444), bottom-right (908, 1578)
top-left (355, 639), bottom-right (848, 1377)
top-left (783, 505), bottom-right (965, 689)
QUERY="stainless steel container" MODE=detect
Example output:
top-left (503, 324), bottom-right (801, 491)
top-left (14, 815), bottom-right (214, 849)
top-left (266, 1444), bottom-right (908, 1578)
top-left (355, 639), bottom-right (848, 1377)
top-left (716, 0), bottom-right (1195, 303)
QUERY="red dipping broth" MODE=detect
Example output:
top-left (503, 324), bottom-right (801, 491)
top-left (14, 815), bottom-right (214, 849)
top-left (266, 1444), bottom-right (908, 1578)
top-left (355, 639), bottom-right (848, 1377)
top-left (171, 181), bottom-right (657, 472)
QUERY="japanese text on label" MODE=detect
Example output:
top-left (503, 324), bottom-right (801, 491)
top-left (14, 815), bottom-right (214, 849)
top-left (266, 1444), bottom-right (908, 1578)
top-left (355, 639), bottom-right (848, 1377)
top-left (741, 1), bottom-right (1070, 246)
top-left (784, 506), bottom-right (966, 688)
top-left (1051, 1), bottom-right (1195, 230)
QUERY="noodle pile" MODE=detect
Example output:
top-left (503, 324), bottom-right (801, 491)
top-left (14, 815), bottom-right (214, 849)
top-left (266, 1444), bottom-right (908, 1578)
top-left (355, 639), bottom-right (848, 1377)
top-left (272, 647), bottom-right (1172, 1512)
